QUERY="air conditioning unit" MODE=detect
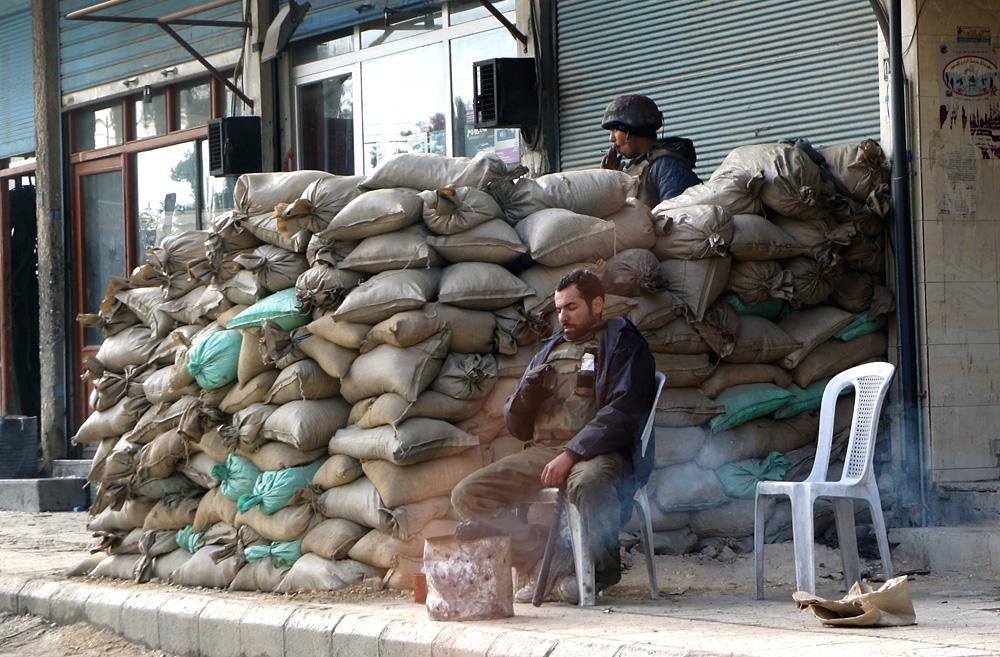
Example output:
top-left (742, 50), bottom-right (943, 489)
top-left (473, 57), bottom-right (537, 129)
top-left (208, 116), bottom-right (262, 176)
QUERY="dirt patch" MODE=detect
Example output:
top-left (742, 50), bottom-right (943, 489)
top-left (0, 612), bottom-right (174, 657)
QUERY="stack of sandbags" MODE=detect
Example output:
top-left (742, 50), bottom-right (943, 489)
top-left (636, 139), bottom-right (894, 553)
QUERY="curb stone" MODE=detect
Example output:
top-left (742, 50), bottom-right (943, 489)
top-left (284, 607), bottom-right (340, 657)
top-left (158, 593), bottom-right (210, 657)
top-left (240, 603), bottom-right (298, 657)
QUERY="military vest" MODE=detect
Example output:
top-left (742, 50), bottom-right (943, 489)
top-left (531, 332), bottom-right (601, 445)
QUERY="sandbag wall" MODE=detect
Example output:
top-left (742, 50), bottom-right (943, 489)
top-left (71, 139), bottom-right (893, 593)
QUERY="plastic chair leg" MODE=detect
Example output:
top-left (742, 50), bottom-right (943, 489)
top-left (753, 493), bottom-right (768, 600)
top-left (868, 493), bottom-right (894, 580)
top-left (789, 490), bottom-right (817, 595)
top-left (832, 498), bottom-right (861, 591)
top-left (567, 501), bottom-right (595, 606)
top-left (635, 487), bottom-right (658, 599)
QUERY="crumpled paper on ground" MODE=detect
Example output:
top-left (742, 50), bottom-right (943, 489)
top-left (792, 576), bottom-right (916, 627)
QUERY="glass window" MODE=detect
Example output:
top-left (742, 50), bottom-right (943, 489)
top-left (134, 90), bottom-right (168, 139)
top-left (178, 80), bottom-right (213, 130)
top-left (81, 170), bottom-right (125, 345)
top-left (292, 30), bottom-right (354, 66)
top-left (200, 140), bottom-right (236, 218)
top-left (361, 9), bottom-right (442, 48)
top-left (451, 28), bottom-right (521, 163)
top-left (73, 102), bottom-right (124, 152)
top-left (362, 43), bottom-right (446, 173)
top-left (299, 74), bottom-right (354, 174)
top-left (134, 142), bottom-right (200, 254)
top-left (449, 0), bottom-right (516, 25)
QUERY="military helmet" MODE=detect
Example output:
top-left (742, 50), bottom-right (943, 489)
top-left (601, 94), bottom-right (663, 133)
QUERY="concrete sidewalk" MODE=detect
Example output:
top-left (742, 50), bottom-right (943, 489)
top-left (2, 571), bottom-right (999, 657)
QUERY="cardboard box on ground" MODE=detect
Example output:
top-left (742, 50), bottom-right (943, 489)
top-left (71, 140), bottom-right (893, 593)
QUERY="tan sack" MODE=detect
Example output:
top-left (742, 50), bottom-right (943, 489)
top-left (362, 309), bottom-right (446, 353)
top-left (273, 554), bottom-right (379, 593)
top-left (306, 314), bottom-right (370, 349)
top-left (232, 244), bottom-right (309, 294)
top-left (362, 446), bottom-right (483, 507)
top-left (352, 391), bottom-right (482, 429)
top-left (599, 249), bottom-right (664, 297)
top-left (360, 151), bottom-right (506, 191)
top-left (314, 477), bottom-right (390, 530)
top-left (318, 188), bottom-right (422, 241)
top-left (723, 316), bottom-right (801, 364)
top-left (234, 170), bottom-right (332, 215)
top-left (644, 317), bottom-right (711, 355)
top-left (535, 169), bottom-right (637, 218)
top-left (294, 263), bottom-right (365, 313)
top-left (605, 197), bottom-right (656, 251)
top-left (264, 359), bottom-right (340, 404)
top-left (420, 186), bottom-right (502, 235)
top-left (276, 174), bottom-right (364, 234)
top-left (659, 257), bottom-right (731, 322)
top-left (424, 303), bottom-right (495, 353)
top-left (311, 454), bottom-right (363, 489)
top-left (169, 544), bottom-right (243, 589)
top-left (240, 441), bottom-right (325, 472)
top-left (333, 268), bottom-right (441, 324)
top-left (652, 353), bottom-right (715, 389)
top-left (654, 388), bottom-right (725, 428)
top-left (234, 504), bottom-right (316, 542)
top-left (328, 418), bottom-right (478, 466)
top-left (220, 370), bottom-right (280, 414)
top-left (655, 166), bottom-right (764, 216)
top-left (142, 496), bottom-right (200, 531)
top-left (73, 395), bottom-right (150, 445)
top-left (193, 487), bottom-right (239, 532)
top-left (792, 332), bottom-right (887, 388)
top-left (224, 402), bottom-right (279, 453)
top-left (339, 225), bottom-right (442, 273)
top-left (700, 364), bottom-right (793, 398)
top-left (295, 332), bottom-right (357, 379)
top-left (777, 307), bottom-right (855, 370)
top-left (431, 353), bottom-right (497, 400)
top-left (727, 260), bottom-right (794, 305)
top-left (426, 219), bottom-right (526, 264)
top-left (341, 331), bottom-right (450, 403)
top-left (516, 208), bottom-right (615, 267)
top-left (96, 325), bottom-right (161, 372)
top-left (438, 263), bottom-right (532, 310)
top-left (717, 144), bottom-right (834, 221)
top-left (260, 398), bottom-right (352, 451)
top-left (729, 213), bottom-right (807, 261)
top-left (818, 139), bottom-right (890, 203)
top-left (301, 518), bottom-right (368, 560)
top-left (652, 204), bottom-right (733, 260)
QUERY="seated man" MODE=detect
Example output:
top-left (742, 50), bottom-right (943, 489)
top-left (451, 269), bottom-right (656, 600)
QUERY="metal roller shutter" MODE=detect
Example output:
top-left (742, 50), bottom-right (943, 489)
top-left (557, 0), bottom-right (881, 176)
top-left (0, 2), bottom-right (35, 159)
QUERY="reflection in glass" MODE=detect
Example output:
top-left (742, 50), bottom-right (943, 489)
top-left (451, 28), bottom-right (521, 163)
top-left (362, 44), bottom-right (446, 173)
top-left (81, 171), bottom-right (124, 345)
top-left (201, 140), bottom-right (236, 218)
top-left (73, 103), bottom-right (123, 152)
top-left (449, 0), bottom-right (515, 25)
top-left (134, 90), bottom-right (168, 139)
top-left (300, 75), bottom-right (354, 174)
top-left (179, 80), bottom-right (212, 130)
top-left (361, 9), bottom-right (441, 48)
top-left (292, 30), bottom-right (354, 66)
top-left (135, 142), bottom-right (199, 254)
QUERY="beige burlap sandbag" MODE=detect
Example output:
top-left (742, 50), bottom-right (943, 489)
top-left (482, 377), bottom-right (517, 419)
top-left (87, 499), bottom-right (156, 533)
top-left (306, 314), bottom-right (370, 349)
top-left (645, 317), bottom-right (711, 354)
top-left (718, 144), bottom-right (834, 221)
top-left (691, 302), bottom-right (740, 358)
top-left (778, 307), bottom-right (855, 369)
top-left (659, 257), bottom-right (731, 322)
top-left (193, 487), bottom-right (238, 532)
top-left (240, 441), bottom-right (325, 472)
top-left (653, 425), bottom-right (707, 468)
top-left (265, 359), bottom-right (340, 404)
top-left (234, 170), bottom-right (331, 215)
top-left (305, 233), bottom-right (356, 268)
top-left (273, 554), bottom-right (379, 593)
top-left (730, 213), bottom-right (806, 261)
top-left (652, 353), bottom-right (715, 388)
top-left (819, 139), bottom-right (889, 203)
top-left (431, 353), bottom-right (497, 400)
top-left (652, 204), bottom-right (733, 260)
top-left (792, 332), bottom-right (888, 388)
top-left (657, 165), bottom-right (765, 216)
top-left (134, 429), bottom-right (190, 482)
top-left (845, 234), bottom-right (884, 275)
top-left (361, 309), bottom-right (445, 353)
top-left (333, 268), bottom-right (441, 324)
top-left (142, 496), bottom-right (200, 531)
top-left (386, 496), bottom-right (452, 540)
top-left (95, 325), bottom-right (161, 372)
top-left (318, 188), bottom-right (422, 241)
top-left (73, 395), bottom-right (151, 445)
top-left (727, 260), bottom-right (794, 305)
top-left (219, 370), bottom-right (280, 414)
top-left (260, 398), bottom-right (352, 451)
top-left (196, 427), bottom-right (236, 463)
top-left (234, 504), bottom-right (316, 542)
top-left (169, 545), bottom-right (243, 589)
top-left (293, 333), bottom-right (357, 379)
top-left (724, 316), bottom-right (801, 364)
top-left (232, 244), bottom-right (309, 294)
top-left (223, 402), bottom-right (279, 453)
top-left (90, 554), bottom-right (143, 581)
top-left (113, 287), bottom-right (179, 340)
top-left (427, 219), bottom-right (526, 264)
top-left (648, 462), bottom-right (727, 513)
top-left (599, 249), bottom-right (664, 297)
top-left (605, 197), bottom-right (656, 251)
top-left (236, 328), bottom-right (273, 385)
top-left (142, 366), bottom-right (195, 405)
top-left (786, 256), bottom-right (836, 308)
top-left (516, 208), bottom-right (615, 267)
top-left (424, 303), bottom-right (495, 353)
top-left (228, 559), bottom-right (289, 593)
top-left (696, 415), bottom-right (820, 470)
top-left (339, 225), bottom-right (442, 273)
top-left (311, 454), bottom-right (363, 489)
top-left (294, 263), bottom-right (364, 312)
top-left (276, 174), bottom-right (364, 234)
top-left (419, 186), bottom-right (502, 235)
top-left (654, 388), bottom-right (725, 427)
top-left (178, 451), bottom-right (219, 489)
top-left (349, 519), bottom-right (457, 569)
top-left (301, 518), bottom-right (368, 560)
top-left (700, 364), bottom-right (793, 398)
top-left (363, 446), bottom-right (483, 508)
top-left (314, 477), bottom-right (390, 530)
top-left (341, 331), bottom-right (450, 403)
top-left (690, 499), bottom-right (763, 539)
top-left (352, 391), bottom-right (482, 429)
top-left (438, 263), bottom-right (532, 311)
top-left (360, 151), bottom-right (506, 191)
top-left (535, 169), bottom-right (637, 217)
top-left (328, 418), bottom-right (477, 466)
top-left (831, 271), bottom-right (876, 313)
top-left (456, 414), bottom-right (506, 444)
top-left (518, 262), bottom-right (593, 316)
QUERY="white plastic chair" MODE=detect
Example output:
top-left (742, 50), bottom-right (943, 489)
top-left (754, 362), bottom-right (895, 599)
top-left (537, 371), bottom-right (666, 606)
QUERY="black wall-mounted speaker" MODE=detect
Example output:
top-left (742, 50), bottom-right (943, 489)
top-left (208, 116), bottom-right (262, 177)
top-left (473, 57), bottom-right (537, 129)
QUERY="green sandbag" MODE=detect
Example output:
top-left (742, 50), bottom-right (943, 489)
top-left (212, 454), bottom-right (262, 501)
top-left (187, 329), bottom-right (242, 389)
top-left (835, 311), bottom-right (888, 341)
top-left (244, 539), bottom-right (303, 568)
top-left (176, 525), bottom-right (206, 553)
top-left (773, 378), bottom-right (853, 419)
top-left (709, 383), bottom-right (793, 433)
top-left (237, 459), bottom-right (324, 515)
top-left (716, 451), bottom-right (791, 499)
top-left (226, 288), bottom-right (310, 331)
top-left (719, 293), bottom-right (788, 321)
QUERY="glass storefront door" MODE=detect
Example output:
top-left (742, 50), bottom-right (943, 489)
top-left (298, 72), bottom-right (356, 174)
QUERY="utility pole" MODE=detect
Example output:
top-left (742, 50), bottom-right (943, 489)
top-left (32, 0), bottom-right (68, 470)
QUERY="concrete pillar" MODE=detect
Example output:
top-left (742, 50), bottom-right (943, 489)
top-left (243, 0), bottom-right (277, 172)
top-left (32, 0), bottom-right (67, 468)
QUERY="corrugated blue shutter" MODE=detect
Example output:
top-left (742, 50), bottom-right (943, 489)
top-left (293, 0), bottom-right (442, 42)
top-left (557, 0), bottom-right (882, 176)
top-left (0, 1), bottom-right (35, 159)
top-left (59, 0), bottom-right (244, 94)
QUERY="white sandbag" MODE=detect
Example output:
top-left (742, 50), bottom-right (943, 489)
top-left (328, 418), bottom-right (478, 465)
top-left (340, 331), bottom-right (450, 403)
top-left (238, 212), bottom-right (311, 253)
top-left (318, 188), bottom-right (422, 241)
top-left (333, 268), bottom-right (440, 324)
top-left (438, 263), bottom-right (532, 310)
top-left (275, 174), bottom-right (365, 234)
top-left (234, 170), bottom-right (333, 215)
top-left (419, 186), bottom-right (502, 235)
top-left (534, 169), bottom-right (637, 217)
top-left (516, 208), bottom-right (615, 267)
top-left (360, 151), bottom-right (506, 191)
top-left (426, 219), bottom-right (526, 264)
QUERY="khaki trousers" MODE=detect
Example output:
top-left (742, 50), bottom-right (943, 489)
top-left (451, 444), bottom-right (624, 579)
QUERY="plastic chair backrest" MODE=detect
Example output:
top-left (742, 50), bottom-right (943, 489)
top-left (640, 372), bottom-right (667, 459)
top-left (806, 362), bottom-right (895, 485)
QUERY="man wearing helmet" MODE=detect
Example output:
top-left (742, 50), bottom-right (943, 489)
top-left (600, 94), bottom-right (701, 206)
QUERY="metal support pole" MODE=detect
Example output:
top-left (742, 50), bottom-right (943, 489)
top-left (159, 23), bottom-right (255, 109)
top-left (888, 0), bottom-right (925, 525)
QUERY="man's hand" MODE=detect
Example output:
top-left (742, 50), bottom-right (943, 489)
top-left (601, 144), bottom-right (622, 170)
top-left (541, 452), bottom-right (577, 488)
top-left (518, 364), bottom-right (554, 406)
